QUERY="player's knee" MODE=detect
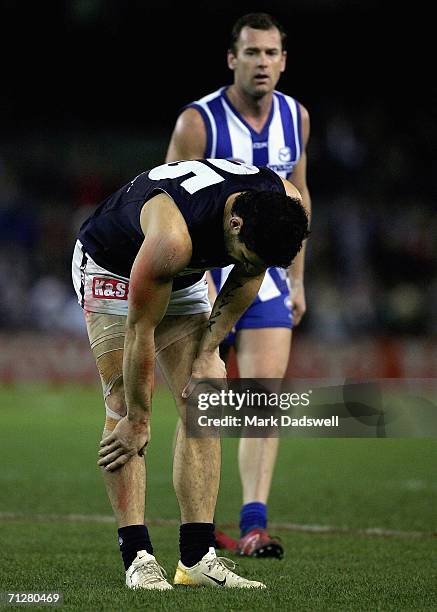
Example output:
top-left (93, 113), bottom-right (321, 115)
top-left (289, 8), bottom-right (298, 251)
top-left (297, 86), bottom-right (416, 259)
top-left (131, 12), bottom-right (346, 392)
top-left (103, 378), bottom-right (127, 431)
top-left (105, 387), bottom-right (127, 417)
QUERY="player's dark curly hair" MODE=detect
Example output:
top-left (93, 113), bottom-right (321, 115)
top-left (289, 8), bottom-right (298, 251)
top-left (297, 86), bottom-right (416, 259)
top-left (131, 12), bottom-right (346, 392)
top-left (230, 13), bottom-right (287, 54)
top-left (232, 190), bottom-right (310, 268)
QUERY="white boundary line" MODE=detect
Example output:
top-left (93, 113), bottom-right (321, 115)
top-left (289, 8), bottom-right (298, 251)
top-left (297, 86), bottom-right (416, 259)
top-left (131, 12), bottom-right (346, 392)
top-left (0, 512), bottom-right (434, 539)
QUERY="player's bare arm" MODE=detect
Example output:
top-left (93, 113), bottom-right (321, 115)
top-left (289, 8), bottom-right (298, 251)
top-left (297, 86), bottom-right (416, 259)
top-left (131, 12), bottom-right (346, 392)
top-left (165, 107), bottom-right (207, 161)
top-left (285, 103), bottom-right (312, 326)
top-left (204, 264), bottom-right (265, 343)
top-left (166, 111), bottom-right (221, 308)
top-left (98, 195), bottom-right (192, 471)
top-left (183, 265), bottom-right (265, 397)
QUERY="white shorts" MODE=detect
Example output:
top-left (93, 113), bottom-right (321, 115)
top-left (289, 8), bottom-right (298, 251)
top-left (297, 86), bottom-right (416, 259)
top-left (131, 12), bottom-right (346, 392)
top-left (72, 240), bottom-right (211, 316)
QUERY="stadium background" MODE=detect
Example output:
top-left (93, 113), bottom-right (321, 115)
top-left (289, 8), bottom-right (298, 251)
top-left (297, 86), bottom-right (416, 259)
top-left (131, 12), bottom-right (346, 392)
top-left (0, 2), bottom-right (435, 609)
top-left (1, 0), bottom-right (435, 381)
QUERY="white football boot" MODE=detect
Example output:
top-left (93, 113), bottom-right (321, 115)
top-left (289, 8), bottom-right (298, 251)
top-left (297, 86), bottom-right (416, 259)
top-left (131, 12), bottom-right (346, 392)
top-left (174, 547), bottom-right (266, 588)
top-left (126, 550), bottom-right (173, 590)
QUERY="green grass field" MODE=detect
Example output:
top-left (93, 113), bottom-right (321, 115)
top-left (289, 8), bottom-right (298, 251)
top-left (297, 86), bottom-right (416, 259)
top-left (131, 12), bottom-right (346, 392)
top-left (0, 385), bottom-right (436, 610)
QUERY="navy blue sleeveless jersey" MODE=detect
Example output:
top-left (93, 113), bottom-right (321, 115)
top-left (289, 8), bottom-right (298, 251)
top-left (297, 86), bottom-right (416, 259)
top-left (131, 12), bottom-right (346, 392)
top-left (78, 159), bottom-right (285, 290)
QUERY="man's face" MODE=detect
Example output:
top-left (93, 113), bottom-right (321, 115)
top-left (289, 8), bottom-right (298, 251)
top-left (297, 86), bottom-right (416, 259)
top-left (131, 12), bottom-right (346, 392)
top-left (224, 220), bottom-right (266, 275)
top-left (227, 26), bottom-right (286, 99)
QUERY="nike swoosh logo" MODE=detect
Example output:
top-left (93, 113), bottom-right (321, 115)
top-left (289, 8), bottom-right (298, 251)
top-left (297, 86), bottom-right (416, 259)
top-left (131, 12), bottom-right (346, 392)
top-left (103, 323), bottom-right (122, 331)
top-left (202, 573), bottom-right (226, 586)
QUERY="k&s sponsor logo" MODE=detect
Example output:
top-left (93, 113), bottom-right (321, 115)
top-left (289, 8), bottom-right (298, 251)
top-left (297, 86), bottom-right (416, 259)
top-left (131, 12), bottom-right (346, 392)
top-left (92, 277), bottom-right (129, 300)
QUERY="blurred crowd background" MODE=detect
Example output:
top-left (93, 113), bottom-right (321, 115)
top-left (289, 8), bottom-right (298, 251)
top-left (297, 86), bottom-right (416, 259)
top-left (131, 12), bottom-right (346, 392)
top-left (1, 0), bottom-right (435, 378)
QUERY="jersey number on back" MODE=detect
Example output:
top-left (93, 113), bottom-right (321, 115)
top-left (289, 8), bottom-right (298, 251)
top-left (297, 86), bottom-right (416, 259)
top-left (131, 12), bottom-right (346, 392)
top-left (148, 159), bottom-right (259, 194)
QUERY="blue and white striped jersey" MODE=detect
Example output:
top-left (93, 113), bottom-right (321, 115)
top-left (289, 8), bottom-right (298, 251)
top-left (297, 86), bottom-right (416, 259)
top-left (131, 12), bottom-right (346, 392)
top-left (187, 87), bottom-right (303, 306)
top-left (187, 87), bottom-right (302, 179)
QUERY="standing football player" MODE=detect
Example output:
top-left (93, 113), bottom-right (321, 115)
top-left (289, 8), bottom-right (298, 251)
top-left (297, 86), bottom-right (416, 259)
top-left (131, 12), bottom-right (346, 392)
top-left (166, 13), bottom-right (312, 558)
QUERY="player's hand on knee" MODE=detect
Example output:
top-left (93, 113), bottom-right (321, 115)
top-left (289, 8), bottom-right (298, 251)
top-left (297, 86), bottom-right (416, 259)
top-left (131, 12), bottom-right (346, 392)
top-left (97, 416), bottom-right (150, 471)
top-left (182, 351), bottom-right (227, 399)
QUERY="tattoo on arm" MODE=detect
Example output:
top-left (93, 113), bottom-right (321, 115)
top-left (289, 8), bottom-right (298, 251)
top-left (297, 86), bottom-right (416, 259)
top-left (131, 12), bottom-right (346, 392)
top-left (207, 279), bottom-right (243, 332)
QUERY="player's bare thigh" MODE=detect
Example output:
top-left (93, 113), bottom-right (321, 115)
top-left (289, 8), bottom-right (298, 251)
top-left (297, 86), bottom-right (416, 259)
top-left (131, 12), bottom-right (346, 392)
top-left (156, 312), bottom-right (222, 414)
top-left (235, 328), bottom-right (292, 379)
top-left (84, 311), bottom-right (127, 429)
top-left (84, 310), bottom-right (216, 423)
